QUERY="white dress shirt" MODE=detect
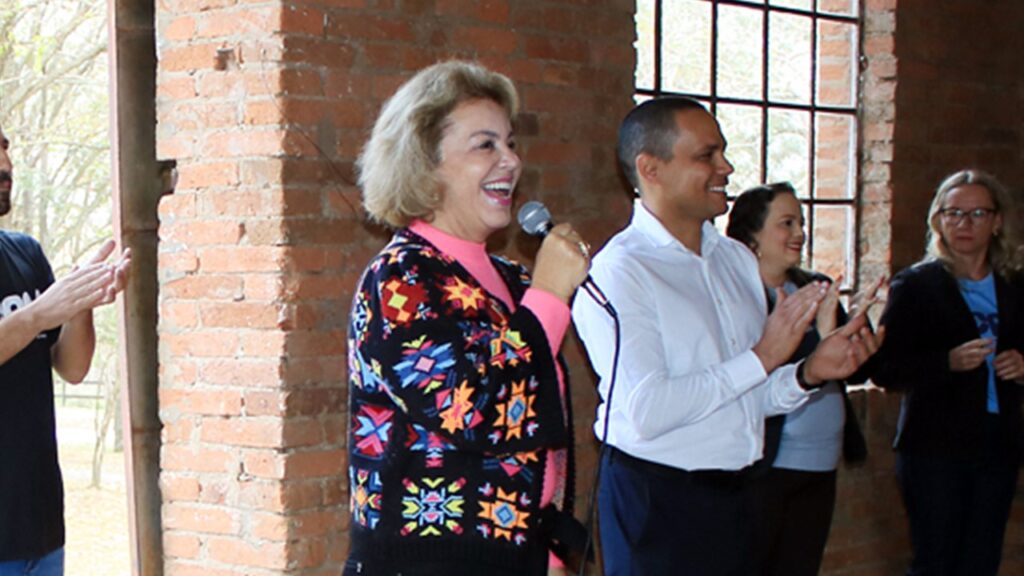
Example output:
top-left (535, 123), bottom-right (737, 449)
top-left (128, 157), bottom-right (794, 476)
top-left (572, 200), bottom-right (810, 471)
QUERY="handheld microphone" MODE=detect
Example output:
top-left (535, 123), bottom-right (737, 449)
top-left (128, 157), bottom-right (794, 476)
top-left (517, 200), bottom-right (554, 237)
top-left (517, 201), bottom-right (615, 314)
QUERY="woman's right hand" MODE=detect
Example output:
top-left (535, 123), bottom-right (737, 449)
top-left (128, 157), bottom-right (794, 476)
top-left (815, 279), bottom-right (841, 336)
top-left (531, 222), bottom-right (590, 304)
top-left (948, 338), bottom-right (994, 372)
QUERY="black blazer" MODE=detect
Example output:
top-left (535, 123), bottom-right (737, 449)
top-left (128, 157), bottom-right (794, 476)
top-left (872, 260), bottom-right (1024, 459)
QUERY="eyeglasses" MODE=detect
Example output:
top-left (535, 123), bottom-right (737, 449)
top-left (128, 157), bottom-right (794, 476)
top-left (938, 207), bottom-right (996, 224)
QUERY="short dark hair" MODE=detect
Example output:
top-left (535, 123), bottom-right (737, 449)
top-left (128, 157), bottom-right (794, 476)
top-left (616, 96), bottom-right (707, 193)
top-left (726, 181), bottom-right (797, 251)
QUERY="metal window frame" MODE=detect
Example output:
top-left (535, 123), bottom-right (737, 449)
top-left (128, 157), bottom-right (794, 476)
top-left (638, 0), bottom-right (861, 284)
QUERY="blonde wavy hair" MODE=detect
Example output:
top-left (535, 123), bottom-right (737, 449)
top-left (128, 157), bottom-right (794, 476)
top-left (357, 61), bottom-right (519, 228)
top-left (924, 169), bottom-right (1023, 278)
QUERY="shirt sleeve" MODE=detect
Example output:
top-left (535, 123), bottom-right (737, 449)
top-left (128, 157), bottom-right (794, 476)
top-left (760, 362), bottom-right (810, 416)
top-left (520, 287), bottom-right (571, 355)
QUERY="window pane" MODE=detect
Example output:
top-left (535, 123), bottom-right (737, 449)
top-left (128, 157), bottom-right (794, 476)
top-left (766, 109), bottom-right (810, 197)
top-left (819, 0), bottom-right (859, 17)
top-left (633, 93), bottom-right (653, 106)
top-left (769, 0), bottom-right (812, 10)
top-left (716, 103), bottom-right (763, 194)
top-left (768, 12), bottom-right (812, 104)
top-left (716, 5), bottom-right (764, 100)
top-left (713, 199), bottom-right (734, 237)
top-left (636, 0), bottom-right (655, 90)
top-left (815, 113), bottom-right (856, 199)
top-left (816, 20), bottom-right (857, 107)
top-left (810, 205), bottom-right (854, 287)
top-left (662, 0), bottom-right (712, 95)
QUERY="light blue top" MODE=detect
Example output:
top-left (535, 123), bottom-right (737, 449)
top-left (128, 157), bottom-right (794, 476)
top-left (958, 272), bottom-right (999, 414)
top-left (772, 281), bottom-right (846, 472)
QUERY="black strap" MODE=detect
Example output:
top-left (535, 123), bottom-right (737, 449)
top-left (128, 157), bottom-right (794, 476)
top-left (539, 504), bottom-right (592, 565)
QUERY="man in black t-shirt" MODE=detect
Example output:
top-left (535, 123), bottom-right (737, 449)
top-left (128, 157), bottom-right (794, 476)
top-left (0, 124), bottom-right (130, 574)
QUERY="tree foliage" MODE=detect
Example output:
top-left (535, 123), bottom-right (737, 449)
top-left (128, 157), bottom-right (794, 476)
top-left (0, 0), bottom-right (110, 268)
top-left (0, 0), bottom-right (118, 474)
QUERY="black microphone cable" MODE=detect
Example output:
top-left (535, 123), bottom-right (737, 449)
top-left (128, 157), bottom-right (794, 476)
top-left (516, 200), bottom-right (622, 576)
top-left (575, 280), bottom-right (620, 576)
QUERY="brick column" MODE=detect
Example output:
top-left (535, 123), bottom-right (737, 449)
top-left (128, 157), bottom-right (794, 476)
top-left (858, 0), bottom-right (897, 286)
top-left (154, 1), bottom-right (634, 574)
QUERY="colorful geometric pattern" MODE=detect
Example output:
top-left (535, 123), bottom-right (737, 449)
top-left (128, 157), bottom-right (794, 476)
top-left (436, 380), bottom-right (485, 436)
top-left (440, 276), bottom-right (487, 314)
top-left (401, 476), bottom-right (466, 537)
top-left (483, 451), bottom-right (539, 481)
top-left (350, 289), bottom-right (374, 344)
top-left (406, 423), bottom-right (455, 469)
top-left (350, 467), bottom-right (383, 529)
top-left (346, 230), bottom-right (575, 562)
top-left (460, 321), bottom-right (493, 350)
top-left (492, 379), bottom-right (538, 442)
top-left (477, 483), bottom-right (531, 545)
top-left (393, 335), bottom-right (457, 394)
top-left (489, 327), bottom-right (532, 369)
top-left (380, 277), bottom-right (429, 327)
top-left (349, 346), bottom-right (385, 393)
top-left (351, 403), bottom-right (394, 460)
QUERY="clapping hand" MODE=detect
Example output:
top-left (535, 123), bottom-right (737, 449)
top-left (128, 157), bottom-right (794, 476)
top-left (31, 239), bottom-right (131, 330)
top-left (802, 276), bottom-right (887, 386)
top-left (753, 281), bottom-right (828, 373)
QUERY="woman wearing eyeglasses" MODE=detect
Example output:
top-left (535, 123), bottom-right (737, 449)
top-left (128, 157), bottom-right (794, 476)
top-left (873, 169), bottom-right (1024, 576)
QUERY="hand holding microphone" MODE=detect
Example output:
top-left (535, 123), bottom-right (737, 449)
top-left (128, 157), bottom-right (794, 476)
top-left (519, 201), bottom-right (590, 304)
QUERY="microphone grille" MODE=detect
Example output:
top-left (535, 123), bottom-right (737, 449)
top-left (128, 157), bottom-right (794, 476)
top-left (517, 201), bottom-right (551, 237)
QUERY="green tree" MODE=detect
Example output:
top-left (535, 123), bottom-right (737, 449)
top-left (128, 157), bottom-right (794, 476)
top-left (0, 0), bottom-right (118, 484)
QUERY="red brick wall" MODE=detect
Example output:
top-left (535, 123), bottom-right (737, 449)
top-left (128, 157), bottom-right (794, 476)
top-left (859, 0), bottom-right (898, 289)
top-left (889, 0), bottom-right (1024, 271)
top-left (154, 1), bottom-right (634, 573)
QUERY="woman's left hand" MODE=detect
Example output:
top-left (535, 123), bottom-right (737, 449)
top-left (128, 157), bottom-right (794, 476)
top-left (994, 349), bottom-right (1024, 383)
top-left (547, 567), bottom-right (569, 576)
top-left (849, 276), bottom-right (887, 320)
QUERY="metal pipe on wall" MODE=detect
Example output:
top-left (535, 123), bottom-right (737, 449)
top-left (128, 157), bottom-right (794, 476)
top-left (107, 1), bottom-right (163, 574)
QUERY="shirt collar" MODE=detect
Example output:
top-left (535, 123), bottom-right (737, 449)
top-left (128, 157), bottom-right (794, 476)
top-left (631, 198), bottom-right (723, 256)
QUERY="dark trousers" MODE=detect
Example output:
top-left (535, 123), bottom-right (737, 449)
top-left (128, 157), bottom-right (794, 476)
top-left (896, 419), bottom-right (1019, 576)
top-left (598, 446), bottom-right (755, 576)
top-left (750, 468), bottom-right (837, 576)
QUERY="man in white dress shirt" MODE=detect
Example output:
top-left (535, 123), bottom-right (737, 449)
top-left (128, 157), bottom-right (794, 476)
top-left (572, 97), bottom-right (881, 575)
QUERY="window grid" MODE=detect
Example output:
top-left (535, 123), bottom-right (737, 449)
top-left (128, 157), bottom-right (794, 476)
top-left (637, 0), bottom-right (861, 286)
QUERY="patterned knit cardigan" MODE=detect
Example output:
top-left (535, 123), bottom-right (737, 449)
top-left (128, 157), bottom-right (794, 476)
top-left (346, 228), bottom-right (575, 575)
